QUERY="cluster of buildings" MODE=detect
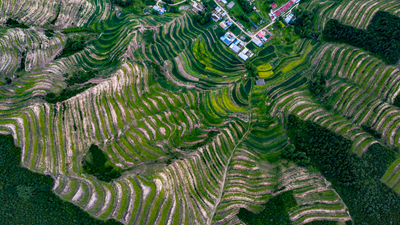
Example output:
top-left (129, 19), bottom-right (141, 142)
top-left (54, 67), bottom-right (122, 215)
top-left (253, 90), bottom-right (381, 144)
top-left (218, 0), bottom-right (236, 9)
top-left (251, 29), bottom-right (273, 47)
top-left (211, 7), bottom-right (227, 22)
top-left (219, 19), bottom-right (234, 30)
top-left (269, 0), bottom-right (300, 20)
top-left (220, 31), bottom-right (254, 61)
top-left (152, 6), bottom-right (166, 15)
top-left (192, 2), bottom-right (205, 14)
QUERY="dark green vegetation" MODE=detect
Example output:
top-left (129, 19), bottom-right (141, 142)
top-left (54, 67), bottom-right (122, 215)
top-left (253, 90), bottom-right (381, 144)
top-left (238, 0), bottom-right (253, 13)
top-left (112, 0), bottom-right (136, 7)
top-left (44, 69), bottom-right (99, 103)
top-left (61, 27), bottom-right (97, 34)
top-left (112, 0), bottom-right (157, 13)
top-left (0, 135), bottom-right (122, 225)
top-left (237, 191), bottom-right (296, 224)
top-left (193, 2), bottom-right (214, 25)
top-left (65, 69), bottom-right (98, 86)
top-left (306, 221), bottom-right (339, 225)
top-left (323, 11), bottom-right (400, 64)
top-left (5, 18), bottom-right (29, 28)
top-left (142, 30), bottom-right (155, 44)
top-left (361, 125), bottom-right (381, 139)
top-left (281, 143), bottom-right (310, 166)
top-left (43, 83), bottom-right (95, 104)
top-left (292, 7), bottom-right (319, 39)
top-left (82, 144), bottom-right (124, 182)
top-left (56, 37), bottom-right (91, 59)
top-left (44, 29), bottom-right (55, 37)
top-left (287, 115), bottom-right (400, 224)
top-left (308, 73), bottom-right (332, 108)
top-left (362, 143), bottom-right (397, 178)
top-left (18, 51), bottom-right (27, 73)
top-left (394, 95), bottom-right (400, 108)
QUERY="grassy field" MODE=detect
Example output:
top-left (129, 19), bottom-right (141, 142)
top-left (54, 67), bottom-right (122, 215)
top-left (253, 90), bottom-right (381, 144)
top-left (248, 11), bottom-right (263, 25)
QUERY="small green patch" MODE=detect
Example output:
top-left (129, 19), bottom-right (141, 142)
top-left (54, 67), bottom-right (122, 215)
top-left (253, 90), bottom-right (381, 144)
top-left (237, 190), bottom-right (297, 224)
top-left (82, 144), bottom-right (125, 182)
top-left (5, 18), bottom-right (29, 28)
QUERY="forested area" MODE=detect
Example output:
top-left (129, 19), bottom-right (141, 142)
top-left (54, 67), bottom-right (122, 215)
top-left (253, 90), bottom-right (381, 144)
top-left (0, 135), bottom-right (122, 225)
top-left (287, 115), bottom-right (400, 224)
top-left (82, 144), bottom-right (124, 182)
top-left (323, 11), bottom-right (400, 64)
top-left (237, 191), bottom-right (296, 224)
top-left (362, 143), bottom-right (396, 178)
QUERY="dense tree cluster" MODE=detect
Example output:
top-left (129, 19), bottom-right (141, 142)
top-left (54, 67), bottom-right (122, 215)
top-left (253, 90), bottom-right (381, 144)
top-left (142, 30), bottom-right (155, 44)
top-left (309, 73), bottom-right (332, 109)
top-left (193, 11), bottom-right (211, 25)
top-left (244, 61), bottom-right (257, 77)
top-left (237, 191), bottom-right (296, 224)
top-left (82, 144), bottom-right (124, 182)
top-left (291, 7), bottom-right (319, 39)
top-left (112, 0), bottom-right (135, 7)
top-left (362, 143), bottom-right (396, 178)
top-left (0, 135), bottom-right (122, 225)
top-left (168, 5), bottom-right (179, 13)
top-left (238, 0), bottom-right (253, 13)
top-left (280, 144), bottom-right (310, 166)
top-left (17, 51), bottom-right (27, 73)
top-left (193, 1), bottom-right (216, 25)
top-left (43, 83), bottom-right (95, 103)
top-left (4, 18), bottom-right (29, 28)
top-left (65, 69), bottom-right (98, 86)
top-left (361, 125), bottom-right (381, 139)
top-left (44, 29), bottom-right (55, 37)
top-left (55, 37), bottom-right (88, 59)
top-left (393, 95), bottom-right (400, 108)
top-left (43, 68), bottom-right (99, 103)
top-left (309, 73), bottom-right (326, 98)
top-left (287, 115), bottom-right (400, 224)
top-left (323, 11), bottom-right (400, 64)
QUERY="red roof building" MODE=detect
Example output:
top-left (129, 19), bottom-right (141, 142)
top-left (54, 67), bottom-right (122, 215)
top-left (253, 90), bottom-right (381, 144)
top-left (289, 0), bottom-right (294, 6)
top-left (271, 3), bottom-right (277, 9)
top-left (284, 3), bottom-right (290, 9)
top-left (257, 31), bottom-right (266, 38)
top-left (280, 8), bottom-right (285, 13)
top-left (274, 11), bottom-right (281, 16)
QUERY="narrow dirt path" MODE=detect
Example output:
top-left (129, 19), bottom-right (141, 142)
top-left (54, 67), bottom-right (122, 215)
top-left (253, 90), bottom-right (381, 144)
top-left (207, 79), bottom-right (253, 225)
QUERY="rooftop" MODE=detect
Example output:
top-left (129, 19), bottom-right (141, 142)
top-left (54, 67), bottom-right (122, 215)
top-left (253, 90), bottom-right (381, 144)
top-left (255, 79), bottom-right (266, 85)
top-left (229, 44), bottom-right (241, 53)
top-left (227, 1), bottom-right (235, 9)
top-left (251, 37), bottom-right (263, 47)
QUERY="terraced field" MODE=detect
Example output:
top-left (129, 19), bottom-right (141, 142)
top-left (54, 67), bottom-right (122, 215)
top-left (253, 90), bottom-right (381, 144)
top-left (3, 0), bottom-right (400, 224)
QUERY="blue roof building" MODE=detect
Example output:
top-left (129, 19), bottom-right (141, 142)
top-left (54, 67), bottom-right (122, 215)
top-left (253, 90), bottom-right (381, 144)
top-left (220, 32), bottom-right (236, 45)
